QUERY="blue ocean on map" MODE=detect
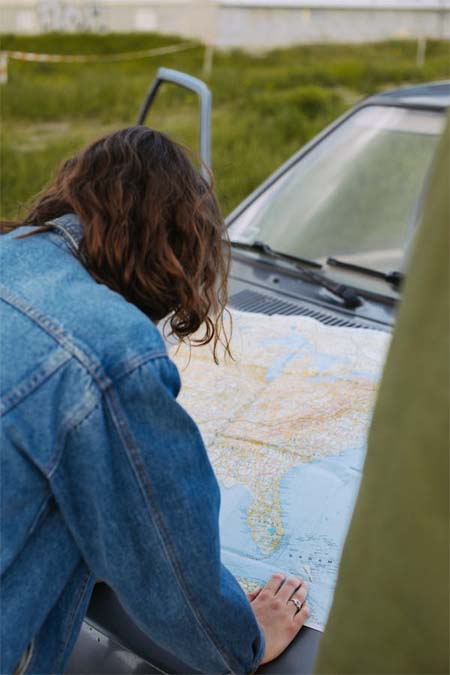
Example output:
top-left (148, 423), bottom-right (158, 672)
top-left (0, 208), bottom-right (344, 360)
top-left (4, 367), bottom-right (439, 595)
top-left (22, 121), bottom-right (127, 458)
top-left (219, 443), bottom-right (366, 631)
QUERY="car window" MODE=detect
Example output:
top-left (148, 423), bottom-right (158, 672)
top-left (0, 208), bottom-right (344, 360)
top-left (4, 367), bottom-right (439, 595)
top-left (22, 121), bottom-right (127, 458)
top-left (229, 105), bottom-right (445, 294)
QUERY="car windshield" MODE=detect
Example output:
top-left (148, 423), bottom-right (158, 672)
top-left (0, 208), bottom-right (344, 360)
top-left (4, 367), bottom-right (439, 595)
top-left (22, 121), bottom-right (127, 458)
top-left (228, 104), bottom-right (445, 297)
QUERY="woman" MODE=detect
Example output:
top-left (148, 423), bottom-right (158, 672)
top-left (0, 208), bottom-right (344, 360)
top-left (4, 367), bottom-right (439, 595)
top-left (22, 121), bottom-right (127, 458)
top-left (0, 126), bottom-right (309, 674)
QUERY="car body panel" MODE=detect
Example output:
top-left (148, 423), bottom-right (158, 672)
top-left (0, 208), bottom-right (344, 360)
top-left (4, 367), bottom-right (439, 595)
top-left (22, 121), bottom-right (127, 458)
top-left (66, 584), bottom-right (321, 675)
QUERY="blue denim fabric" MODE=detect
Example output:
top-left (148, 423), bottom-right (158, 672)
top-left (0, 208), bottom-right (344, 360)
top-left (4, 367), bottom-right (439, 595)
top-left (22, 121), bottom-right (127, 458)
top-left (0, 214), bottom-right (264, 674)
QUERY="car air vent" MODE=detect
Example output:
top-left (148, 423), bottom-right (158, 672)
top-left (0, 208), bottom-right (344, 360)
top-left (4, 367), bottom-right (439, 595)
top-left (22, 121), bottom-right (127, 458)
top-left (229, 289), bottom-right (370, 329)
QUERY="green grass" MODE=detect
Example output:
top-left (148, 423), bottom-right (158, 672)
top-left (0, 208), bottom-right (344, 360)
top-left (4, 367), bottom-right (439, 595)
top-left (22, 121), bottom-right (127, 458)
top-left (1, 33), bottom-right (449, 218)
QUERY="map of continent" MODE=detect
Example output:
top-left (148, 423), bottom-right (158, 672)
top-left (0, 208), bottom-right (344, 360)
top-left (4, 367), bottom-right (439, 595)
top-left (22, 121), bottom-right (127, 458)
top-left (171, 310), bottom-right (390, 631)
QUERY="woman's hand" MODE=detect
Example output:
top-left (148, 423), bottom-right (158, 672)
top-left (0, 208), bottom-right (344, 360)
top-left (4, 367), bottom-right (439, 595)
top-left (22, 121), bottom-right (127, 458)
top-left (248, 573), bottom-right (309, 665)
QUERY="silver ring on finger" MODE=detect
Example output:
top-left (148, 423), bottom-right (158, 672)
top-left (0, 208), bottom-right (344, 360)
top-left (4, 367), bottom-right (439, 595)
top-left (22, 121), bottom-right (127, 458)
top-left (289, 598), bottom-right (303, 612)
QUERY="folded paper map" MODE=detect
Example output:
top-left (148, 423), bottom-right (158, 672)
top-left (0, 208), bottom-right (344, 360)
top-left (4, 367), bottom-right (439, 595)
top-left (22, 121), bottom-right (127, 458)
top-left (171, 310), bottom-right (390, 631)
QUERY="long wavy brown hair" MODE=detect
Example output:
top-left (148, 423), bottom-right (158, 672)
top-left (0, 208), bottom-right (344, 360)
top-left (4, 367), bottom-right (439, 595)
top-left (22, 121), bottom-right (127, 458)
top-left (3, 126), bottom-right (231, 361)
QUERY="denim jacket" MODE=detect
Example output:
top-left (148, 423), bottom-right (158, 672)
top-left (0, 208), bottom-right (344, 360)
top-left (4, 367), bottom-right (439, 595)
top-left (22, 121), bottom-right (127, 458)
top-left (0, 214), bottom-right (264, 674)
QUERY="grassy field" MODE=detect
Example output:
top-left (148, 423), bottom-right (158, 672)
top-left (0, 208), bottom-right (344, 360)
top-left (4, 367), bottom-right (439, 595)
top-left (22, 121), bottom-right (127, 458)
top-left (1, 33), bottom-right (449, 219)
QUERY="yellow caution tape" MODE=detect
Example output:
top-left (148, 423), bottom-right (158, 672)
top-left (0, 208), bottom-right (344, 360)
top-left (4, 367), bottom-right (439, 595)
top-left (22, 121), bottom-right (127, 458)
top-left (2, 41), bottom-right (198, 64)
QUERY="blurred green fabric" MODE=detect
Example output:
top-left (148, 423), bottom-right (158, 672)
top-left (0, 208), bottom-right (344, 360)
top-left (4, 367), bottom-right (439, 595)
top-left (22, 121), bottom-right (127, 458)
top-left (315, 120), bottom-right (449, 674)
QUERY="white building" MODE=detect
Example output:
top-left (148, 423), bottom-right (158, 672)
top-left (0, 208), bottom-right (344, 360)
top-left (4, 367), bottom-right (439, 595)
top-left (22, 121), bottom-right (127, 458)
top-left (1, 0), bottom-right (449, 46)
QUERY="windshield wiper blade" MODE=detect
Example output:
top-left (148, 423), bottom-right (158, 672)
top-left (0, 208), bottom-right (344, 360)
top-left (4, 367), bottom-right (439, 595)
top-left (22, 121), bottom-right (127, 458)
top-left (231, 240), bottom-right (323, 269)
top-left (327, 257), bottom-right (404, 289)
top-left (302, 268), bottom-right (362, 309)
top-left (231, 240), bottom-right (362, 309)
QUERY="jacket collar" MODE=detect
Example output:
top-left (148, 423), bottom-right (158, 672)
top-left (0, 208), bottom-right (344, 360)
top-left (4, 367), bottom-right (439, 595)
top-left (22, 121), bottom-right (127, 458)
top-left (48, 213), bottom-right (83, 254)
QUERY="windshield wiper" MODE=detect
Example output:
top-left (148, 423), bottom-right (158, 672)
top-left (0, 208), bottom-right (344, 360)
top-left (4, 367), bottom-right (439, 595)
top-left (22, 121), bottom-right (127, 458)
top-left (231, 240), bottom-right (322, 269)
top-left (231, 240), bottom-right (362, 309)
top-left (327, 257), bottom-right (404, 289)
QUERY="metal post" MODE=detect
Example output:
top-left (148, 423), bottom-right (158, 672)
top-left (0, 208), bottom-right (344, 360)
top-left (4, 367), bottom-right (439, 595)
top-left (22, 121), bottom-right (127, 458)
top-left (416, 36), bottom-right (427, 68)
top-left (0, 52), bottom-right (8, 85)
top-left (203, 44), bottom-right (214, 79)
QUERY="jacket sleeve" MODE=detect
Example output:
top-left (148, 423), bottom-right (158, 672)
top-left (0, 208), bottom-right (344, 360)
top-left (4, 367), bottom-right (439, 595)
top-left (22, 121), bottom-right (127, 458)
top-left (51, 354), bottom-right (264, 674)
